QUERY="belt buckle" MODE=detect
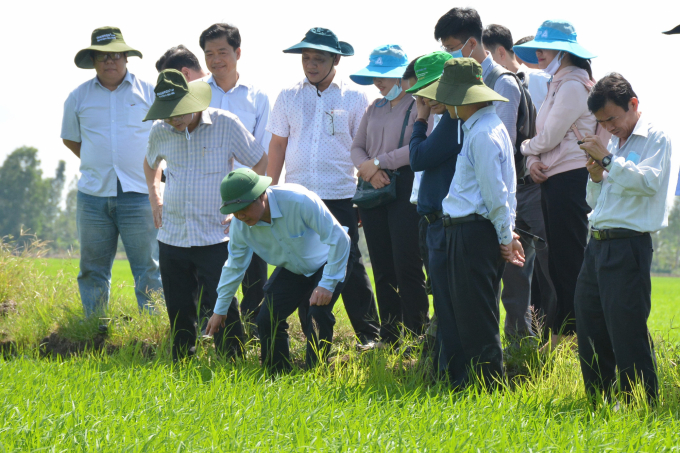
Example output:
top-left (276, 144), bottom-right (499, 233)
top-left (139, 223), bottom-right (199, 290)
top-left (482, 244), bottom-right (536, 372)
top-left (592, 229), bottom-right (607, 240)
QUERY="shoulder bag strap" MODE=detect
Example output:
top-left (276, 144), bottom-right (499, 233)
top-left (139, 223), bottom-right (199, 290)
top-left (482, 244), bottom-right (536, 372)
top-left (398, 100), bottom-right (416, 148)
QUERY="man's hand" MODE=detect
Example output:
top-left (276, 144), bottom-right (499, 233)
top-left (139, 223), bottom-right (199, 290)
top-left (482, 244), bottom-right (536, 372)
top-left (415, 96), bottom-right (431, 120)
top-left (530, 162), bottom-right (549, 183)
top-left (205, 313), bottom-right (227, 336)
top-left (586, 156), bottom-right (605, 183)
top-left (222, 214), bottom-right (233, 235)
top-left (579, 134), bottom-right (609, 161)
top-left (369, 170), bottom-right (391, 189)
top-left (150, 196), bottom-right (163, 228)
top-left (357, 159), bottom-right (380, 181)
top-left (310, 286), bottom-right (332, 306)
top-left (500, 233), bottom-right (526, 267)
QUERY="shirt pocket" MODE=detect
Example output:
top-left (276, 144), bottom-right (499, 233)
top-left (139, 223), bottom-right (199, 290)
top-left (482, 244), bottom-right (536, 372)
top-left (202, 147), bottom-right (229, 174)
top-left (125, 97), bottom-right (149, 125)
top-left (328, 109), bottom-right (349, 136)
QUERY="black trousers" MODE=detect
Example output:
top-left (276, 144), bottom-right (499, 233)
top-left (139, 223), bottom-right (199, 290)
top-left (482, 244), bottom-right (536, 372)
top-left (359, 167), bottom-right (429, 343)
top-left (257, 265), bottom-right (346, 371)
top-left (540, 167), bottom-right (590, 335)
top-left (240, 252), bottom-right (268, 326)
top-left (158, 241), bottom-right (245, 360)
top-left (438, 219), bottom-right (505, 388)
top-left (418, 215), bottom-right (431, 296)
top-left (302, 198), bottom-right (380, 344)
top-left (574, 234), bottom-right (657, 401)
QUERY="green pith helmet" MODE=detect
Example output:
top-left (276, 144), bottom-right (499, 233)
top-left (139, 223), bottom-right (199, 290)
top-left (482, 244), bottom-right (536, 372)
top-left (405, 51), bottom-right (452, 93)
top-left (414, 58), bottom-right (508, 106)
top-left (143, 69), bottom-right (211, 122)
top-left (219, 168), bottom-right (272, 215)
top-left (74, 26), bottom-right (142, 69)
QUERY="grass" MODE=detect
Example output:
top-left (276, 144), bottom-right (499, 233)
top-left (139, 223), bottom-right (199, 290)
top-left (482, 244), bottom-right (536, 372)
top-left (2, 239), bottom-right (680, 451)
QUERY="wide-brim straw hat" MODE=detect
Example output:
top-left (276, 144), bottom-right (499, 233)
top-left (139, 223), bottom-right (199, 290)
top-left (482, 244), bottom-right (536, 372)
top-left (512, 20), bottom-right (596, 65)
top-left (350, 44), bottom-right (408, 85)
top-left (220, 169), bottom-right (272, 215)
top-left (74, 26), bottom-right (142, 69)
top-left (143, 69), bottom-right (211, 122)
top-left (405, 51), bottom-right (452, 93)
top-left (283, 27), bottom-right (354, 56)
top-left (414, 58), bottom-right (508, 106)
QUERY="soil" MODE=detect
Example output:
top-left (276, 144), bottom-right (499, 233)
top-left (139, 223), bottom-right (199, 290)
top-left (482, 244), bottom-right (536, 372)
top-left (38, 331), bottom-right (110, 358)
top-left (0, 299), bottom-right (17, 316)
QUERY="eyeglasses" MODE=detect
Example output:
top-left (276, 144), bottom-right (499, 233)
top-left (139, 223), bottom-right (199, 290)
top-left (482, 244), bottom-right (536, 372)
top-left (163, 113), bottom-right (192, 124)
top-left (325, 111), bottom-right (335, 136)
top-left (220, 198), bottom-right (256, 209)
top-left (93, 52), bottom-right (125, 62)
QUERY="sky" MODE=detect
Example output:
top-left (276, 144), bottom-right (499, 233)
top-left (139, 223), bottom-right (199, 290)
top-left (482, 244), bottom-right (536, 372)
top-left (1, 0), bottom-right (679, 187)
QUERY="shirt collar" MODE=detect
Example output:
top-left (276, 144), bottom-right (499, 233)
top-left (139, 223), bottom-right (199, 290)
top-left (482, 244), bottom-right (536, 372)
top-left (205, 73), bottom-right (248, 94)
top-left (253, 188), bottom-right (280, 227)
top-left (199, 109), bottom-right (213, 126)
top-left (302, 76), bottom-right (342, 91)
top-left (481, 52), bottom-right (495, 75)
top-left (94, 70), bottom-right (133, 89)
top-left (462, 105), bottom-right (497, 133)
top-left (629, 112), bottom-right (649, 139)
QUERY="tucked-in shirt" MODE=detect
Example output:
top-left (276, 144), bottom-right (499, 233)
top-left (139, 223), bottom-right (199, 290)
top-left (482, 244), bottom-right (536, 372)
top-left (350, 93), bottom-right (432, 170)
top-left (518, 64), bottom-right (550, 113)
top-left (204, 75), bottom-right (271, 169)
top-left (146, 108), bottom-right (264, 247)
top-left (409, 111), bottom-right (464, 215)
top-left (482, 52), bottom-right (521, 150)
top-left (267, 77), bottom-right (368, 199)
top-left (61, 71), bottom-right (155, 196)
top-left (587, 114), bottom-right (674, 232)
top-left (441, 106), bottom-right (517, 245)
top-left (214, 184), bottom-right (351, 315)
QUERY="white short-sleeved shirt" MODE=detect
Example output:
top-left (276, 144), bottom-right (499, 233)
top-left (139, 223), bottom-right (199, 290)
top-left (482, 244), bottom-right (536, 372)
top-left (61, 71), bottom-right (155, 196)
top-left (204, 75), bottom-right (271, 169)
top-left (267, 77), bottom-right (368, 200)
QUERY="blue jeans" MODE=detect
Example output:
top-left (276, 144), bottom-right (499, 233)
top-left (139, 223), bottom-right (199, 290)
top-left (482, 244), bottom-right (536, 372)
top-left (77, 180), bottom-right (162, 316)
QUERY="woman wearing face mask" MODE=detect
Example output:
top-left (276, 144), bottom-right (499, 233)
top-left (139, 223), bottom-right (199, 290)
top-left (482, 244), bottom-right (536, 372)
top-left (350, 45), bottom-right (432, 348)
top-left (514, 20), bottom-right (602, 351)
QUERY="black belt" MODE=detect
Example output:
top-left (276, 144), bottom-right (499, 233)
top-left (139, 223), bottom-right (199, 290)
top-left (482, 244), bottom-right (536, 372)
top-left (517, 175), bottom-right (534, 186)
top-left (423, 211), bottom-right (444, 224)
top-left (442, 213), bottom-right (486, 227)
top-left (591, 228), bottom-right (645, 241)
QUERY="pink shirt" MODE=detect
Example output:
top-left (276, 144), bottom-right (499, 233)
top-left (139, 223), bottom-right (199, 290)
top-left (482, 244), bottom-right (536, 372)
top-left (521, 66), bottom-right (597, 177)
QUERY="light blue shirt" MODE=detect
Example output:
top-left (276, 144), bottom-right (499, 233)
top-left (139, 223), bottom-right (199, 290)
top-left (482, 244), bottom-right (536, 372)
top-left (61, 71), bottom-right (155, 196)
top-left (587, 114), bottom-right (674, 233)
top-left (441, 105), bottom-right (517, 245)
top-left (214, 184), bottom-right (350, 315)
top-left (146, 108), bottom-right (265, 247)
top-left (204, 75), bottom-right (271, 169)
top-left (482, 52), bottom-right (521, 151)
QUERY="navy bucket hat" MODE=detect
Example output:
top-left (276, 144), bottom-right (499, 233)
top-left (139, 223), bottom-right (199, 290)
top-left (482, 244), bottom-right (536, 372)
top-left (350, 45), bottom-right (408, 85)
top-left (283, 28), bottom-right (354, 56)
top-left (513, 20), bottom-right (596, 65)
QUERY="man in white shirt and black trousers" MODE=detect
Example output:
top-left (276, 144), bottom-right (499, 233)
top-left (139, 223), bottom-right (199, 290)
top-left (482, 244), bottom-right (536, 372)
top-left (266, 28), bottom-right (380, 347)
top-left (578, 73), bottom-right (675, 403)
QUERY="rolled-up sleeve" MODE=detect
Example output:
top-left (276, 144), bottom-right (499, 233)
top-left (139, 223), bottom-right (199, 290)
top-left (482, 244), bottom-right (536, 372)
top-left (214, 226), bottom-right (254, 315)
top-left (61, 93), bottom-right (81, 142)
top-left (300, 194), bottom-right (350, 292)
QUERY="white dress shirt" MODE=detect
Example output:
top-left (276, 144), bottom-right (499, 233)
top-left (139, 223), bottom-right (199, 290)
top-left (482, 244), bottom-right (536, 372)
top-left (61, 71), bottom-right (155, 196)
top-left (442, 105), bottom-right (517, 245)
top-left (587, 114), bottom-right (674, 233)
top-left (146, 109), bottom-right (264, 247)
top-left (267, 77), bottom-right (369, 200)
top-left (204, 75), bottom-right (271, 169)
top-left (214, 184), bottom-right (350, 315)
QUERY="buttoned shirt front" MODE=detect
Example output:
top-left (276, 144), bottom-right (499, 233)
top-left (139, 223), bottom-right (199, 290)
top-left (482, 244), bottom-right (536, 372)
top-left (587, 114), bottom-right (674, 232)
top-left (204, 75), bottom-right (271, 170)
top-left (61, 71), bottom-right (155, 196)
top-left (442, 106), bottom-right (517, 245)
top-left (146, 108), bottom-right (264, 247)
top-left (267, 77), bottom-right (369, 200)
top-left (214, 184), bottom-right (351, 315)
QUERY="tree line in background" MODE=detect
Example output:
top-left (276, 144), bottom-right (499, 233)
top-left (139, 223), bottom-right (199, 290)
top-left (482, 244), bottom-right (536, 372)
top-left (1, 146), bottom-right (680, 273)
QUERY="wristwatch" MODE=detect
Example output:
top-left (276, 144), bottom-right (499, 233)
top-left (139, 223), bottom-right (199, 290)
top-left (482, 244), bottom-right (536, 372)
top-left (601, 154), bottom-right (613, 169)
top-left (374, 158), bottom-right (380, 168)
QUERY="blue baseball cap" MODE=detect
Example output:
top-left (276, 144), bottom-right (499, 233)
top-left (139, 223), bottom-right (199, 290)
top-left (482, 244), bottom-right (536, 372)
top-left (513, 20), bottom-right (596, 65)
top-left (350, 45), bottom-right (408, 85)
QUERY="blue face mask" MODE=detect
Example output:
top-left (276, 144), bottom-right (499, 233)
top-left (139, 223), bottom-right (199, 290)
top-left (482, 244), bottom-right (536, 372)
top-left (447, 37), bottom-right (472, 59)
top-left (377, 80), bottom-right (402, 107)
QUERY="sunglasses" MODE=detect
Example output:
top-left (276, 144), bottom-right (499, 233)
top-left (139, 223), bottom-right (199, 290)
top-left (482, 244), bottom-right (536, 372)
top-left (93, 52), bottom-right (125, 62)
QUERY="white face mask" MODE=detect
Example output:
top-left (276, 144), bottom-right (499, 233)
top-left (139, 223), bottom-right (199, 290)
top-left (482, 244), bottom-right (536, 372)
top-left (544, 51), bottom-right (564, 76)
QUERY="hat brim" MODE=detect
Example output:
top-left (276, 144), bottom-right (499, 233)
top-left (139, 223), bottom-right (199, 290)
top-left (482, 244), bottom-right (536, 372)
top-left (283, 41), bottom-right (354, 56)
top-left (219, 177), bottom-right (272, 215)
top-left (513, 40), bottom-right (596, 65)
top-left (143, 81), bottom-right (212, 122)
top-left (405, 73), bottom-right (443, 93)
top-left (415, 79), bottom-right (508, 106)
top-left (349, 65), bottom-right (407, 85)
top-left (663, 25), bottom-right (680, 35)
top-left (74, 44), bottom-right (142, 69)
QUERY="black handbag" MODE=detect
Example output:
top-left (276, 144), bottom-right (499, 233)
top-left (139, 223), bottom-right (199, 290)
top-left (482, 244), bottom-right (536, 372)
top-left (352, 100), bottom-right (415, 210)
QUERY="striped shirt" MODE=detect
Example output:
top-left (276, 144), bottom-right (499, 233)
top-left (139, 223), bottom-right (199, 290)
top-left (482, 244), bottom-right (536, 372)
top-left (146, 108), bottom-right (265, 247)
